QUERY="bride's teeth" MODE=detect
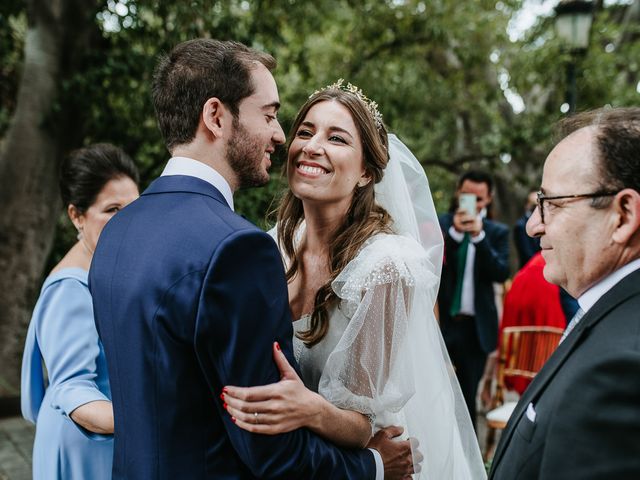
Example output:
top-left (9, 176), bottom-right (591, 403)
top-left (299, 165), bottom-right (326, 175)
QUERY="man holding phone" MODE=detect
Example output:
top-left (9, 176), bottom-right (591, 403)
top-left (437, 170), bottom-right (510, 427)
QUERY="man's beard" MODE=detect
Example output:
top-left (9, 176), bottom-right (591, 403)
top-left (227, 117), bottom-right (270, 189)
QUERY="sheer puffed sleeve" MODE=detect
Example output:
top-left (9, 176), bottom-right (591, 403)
top-left (317, 234), bottom-right (439, 418)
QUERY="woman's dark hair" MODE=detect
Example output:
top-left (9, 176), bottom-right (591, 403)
top-left (59, 143), bottom-right (139, 213)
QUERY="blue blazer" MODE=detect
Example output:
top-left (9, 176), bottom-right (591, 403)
top-left (437, 213), bottom-right (510, 353)
top-left (89, 175), bottom-right (375, 479)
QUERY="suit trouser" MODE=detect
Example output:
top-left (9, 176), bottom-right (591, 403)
top-left (444, 315), bottom-right (487, 429)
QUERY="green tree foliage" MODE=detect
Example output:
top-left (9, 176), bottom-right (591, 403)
top-left (1, 0), bottom-right (640, 393)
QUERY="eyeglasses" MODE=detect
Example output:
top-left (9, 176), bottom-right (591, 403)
top-left (536, 190), bottom-right (620, 224)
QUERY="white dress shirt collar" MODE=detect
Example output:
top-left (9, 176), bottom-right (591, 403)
top-left (578, 258), bottom-right (640, 313)
top-left (161, 156), bottom-right (234, 211)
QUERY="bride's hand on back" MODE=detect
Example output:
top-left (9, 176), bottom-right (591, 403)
top-left (222, 342), bottom-right (323, 434)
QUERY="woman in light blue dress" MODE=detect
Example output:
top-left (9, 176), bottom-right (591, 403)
top-left (21, 144), bottom-right (139, 479)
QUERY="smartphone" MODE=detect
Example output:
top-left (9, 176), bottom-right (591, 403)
top-left (459, 193), bottom-right (477, 216)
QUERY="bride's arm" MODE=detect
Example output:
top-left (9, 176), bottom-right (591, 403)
top-left (225, 254), bottom-right (416, 450)
top-left (222, 342), bottom-right (373, 448)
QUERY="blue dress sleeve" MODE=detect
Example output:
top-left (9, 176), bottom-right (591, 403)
top-left (21, 315), bottom-right (46, 423)
top-left (34, 278), bottom-right (110, 419)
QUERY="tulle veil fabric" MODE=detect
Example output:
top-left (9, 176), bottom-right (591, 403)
top-left (371, 134), bottom-right (485, 478)
top-left (271, 134), bottom-right (486, 479)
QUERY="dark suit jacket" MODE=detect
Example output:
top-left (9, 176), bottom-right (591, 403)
top-left (490, 268), bottom-right (640, 479)
top-left (89, 175), bottom-right (375, 479)
top-left (438, 213), bottom-right (510, 353)
top-left (513, 213), bottom-right (540, 269)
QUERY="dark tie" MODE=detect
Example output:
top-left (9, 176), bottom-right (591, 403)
top-left (450, 233), bottom-right (470, 317)
top-left (560, 307), bottom-right (585, 343)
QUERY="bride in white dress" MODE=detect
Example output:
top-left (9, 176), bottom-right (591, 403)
top-left (223, 81), bottom-right (486, 479)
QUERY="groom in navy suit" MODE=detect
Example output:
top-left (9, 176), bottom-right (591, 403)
top-left (90, 39), bottom-right (409, 479)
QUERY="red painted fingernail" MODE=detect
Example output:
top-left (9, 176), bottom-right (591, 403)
top-left (219, 393), bottom-right (224, 400)
top-left (223, 387), bottom-right (228, 393)
top-left (223, 402), bottom-right (228, 410)
top-left (231, 417), bottom-right (236, 423)
top-left (275, 342), bottom-right (281, 351)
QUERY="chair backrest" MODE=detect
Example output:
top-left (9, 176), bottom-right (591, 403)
top-left (502, 326), bottom-right (564, 378)
top-left (492, 326), bottom-right (564, 406)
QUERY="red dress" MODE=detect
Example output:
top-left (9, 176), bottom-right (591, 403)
top-left (499, 252), bottom-right (566, 394)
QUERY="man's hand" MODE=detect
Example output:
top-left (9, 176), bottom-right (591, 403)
top-left (367, 426), bottom-right (417, 480)
top-left (453, 208), bottom-right (483, 237)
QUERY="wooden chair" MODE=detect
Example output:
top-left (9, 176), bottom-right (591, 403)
top-left (484, 326), bottom-right (564, 461)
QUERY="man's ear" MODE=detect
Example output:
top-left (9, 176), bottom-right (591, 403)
top-left (201, 97), bottom-right (228, 139)
top-left (612, 189), bottom-right (640, 244)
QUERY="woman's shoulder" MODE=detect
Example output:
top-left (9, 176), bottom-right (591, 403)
top-left (30, 268), bottom-right (92, 331)
top-left (333, 233), bottom-right (437, 299)
top-left (356, 233), bottom-right (428, 267)
top-left (44, 267), bottom-right (89, 288)
top-left (38, 268), bottom-right (90, 303)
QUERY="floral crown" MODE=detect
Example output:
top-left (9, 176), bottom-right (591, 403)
top-left (310, 78), bottom-right (383, 129)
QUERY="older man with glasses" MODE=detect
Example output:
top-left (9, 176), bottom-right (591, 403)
top-left (490, 107), bottom-right (640, 480)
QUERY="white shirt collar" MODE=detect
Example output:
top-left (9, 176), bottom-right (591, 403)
top-left (578, 258), bottom-right (640, 313)
top-left (161, 157), bottom-right (234, 211)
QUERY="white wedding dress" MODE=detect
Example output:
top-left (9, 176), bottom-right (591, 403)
top-left (272, 134), bottom-right (486, 479)
top-left (288, 233), bottom-right (485, 479)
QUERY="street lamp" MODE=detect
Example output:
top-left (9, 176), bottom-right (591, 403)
top-left (554, 0), bottom-right (594, 113)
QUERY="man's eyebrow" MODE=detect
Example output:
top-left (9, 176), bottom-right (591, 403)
top-left (262, 101), bottom-right (280, 111)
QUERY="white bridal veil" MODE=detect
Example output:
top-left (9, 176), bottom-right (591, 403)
top-left (371, 134), bottom-right (486, 479)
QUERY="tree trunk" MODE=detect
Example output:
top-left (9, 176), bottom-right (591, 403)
top-left (0, 0), bottom-right (100, 399)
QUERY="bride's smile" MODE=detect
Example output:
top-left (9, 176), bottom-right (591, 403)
top-left (288, 100), bottom-right (371, 209)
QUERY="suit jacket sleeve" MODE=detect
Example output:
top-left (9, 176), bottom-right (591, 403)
top-left (474, 223), bottom-right (510, 283)
top-left (540, 350), bottom-right (640, 478)
top-left (193, 229), bottom-right (375, 479)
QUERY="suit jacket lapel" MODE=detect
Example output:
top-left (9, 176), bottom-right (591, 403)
top-left (491, 268), bottom-right (640, 470)
top-left (142, 175), bottom-right (231, 209)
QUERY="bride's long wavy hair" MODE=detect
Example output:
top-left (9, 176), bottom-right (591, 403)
top-left (277, 88), bottom-right (393, 347)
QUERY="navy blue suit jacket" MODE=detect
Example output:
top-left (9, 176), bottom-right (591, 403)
top-left (490, 268), bottom-right (640, 479)
top-left (89, 175), bottom-right (375, 479)
top-left (438, 213), bottom-right (510, 353)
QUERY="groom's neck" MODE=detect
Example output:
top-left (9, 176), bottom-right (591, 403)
top-left (171, 141), bottom-right (238, 193)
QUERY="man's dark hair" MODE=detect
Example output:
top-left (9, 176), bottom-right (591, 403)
top-left (152, 39), bottom-right (276, 152)
top-left (457, 170), bottom-right (494, 194)
top-left (60, 143), bottom-right (139, 213)
top-left (557, 107), bottom-right (640, 195)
